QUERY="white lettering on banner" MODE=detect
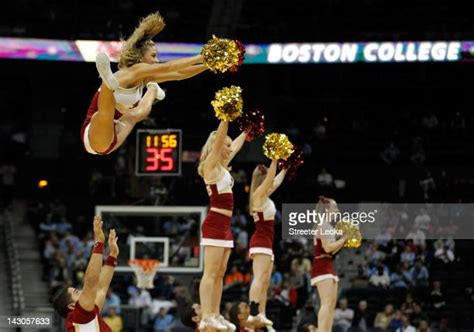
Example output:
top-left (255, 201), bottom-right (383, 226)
top-left (432, 42), bottom-right (447, 61)
top-left (267, 44), bottom-right (282, 63)
top-left (282, 44), bottom-right (299, 63)
top-left (298, 44), bottom-right (312, 62)
top-left (418, 42), bottom-right (432, 61)
top-left (379, 42), bottom-right (395, 62)
top-left (312, 44), bottom-right (325, 62)
top-left (406, 43), bottom-right (417, 61)
top-left (447, 42), bottom-right (460, 60)
top-left (325, 44), bottom-right (340, 62)
top-left (364, 43), bottom-right (378, 62)
top-left (266, 42), bottom-right (462, 63)
top-left (394, 43), bottom-right (406, 61)
top-left (341, 43), bottom-right (358, 62)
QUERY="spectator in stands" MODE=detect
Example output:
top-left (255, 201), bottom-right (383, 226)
top-left (396, 314), bottom-right (416, 332)
top-left (290, 254), bottom-right (311, 308)
top-left (381, 141), bottom-right (400, 165)
top-left (150, 293), bottom-right (175, 319)
top-left (56, 218), bottom-right (73, 236)
top-left (313, 122), bottom-right (327, 140)
top-left (103, 307), bottom-right (123, 332)
top-left (80, 232), bottom-right (95, 257)
top-left (400, 246), bottom-right (416, 266)
top-left (430, 281), bottom-right (446, 314)
top-left (433, 239), bottom-right (455, 264)
top-left (153, 307), bottom-right (176, 332)
top-left (103, 288), bottom-right (122, 315)
top-left (70, 252), bottom-right (87, 286)
top-left (352, 300), bottom-right (372, 332)
top-left (39, 219), bottom-right (57, 239)
top-left (60, 231), bottom-right (81, 253)
top-left (51, 251), bottom-right (69, 287)
top-left (419, 171), bottom-right (436, 201)
top-left (410, 260), bottom-right (429, 288)
top-left (369, 265), bottom-right (390, 289)
top-left (414, 208), bottom-right (431, 231)
top-left (417, 320), bottom-right (430, 332)
top-left (410, 137), bottom-right (425, 165)
top-left (450, 112), bottom-right (466, 132)
top-left (388, 310), bottom-right (403, 331)
top-left (401, 294), bottom-right (415, 316)
top-left (270, 265), bottom-right (283, 289)
top-left (390, 265), bottom-right (409, 289)
top-left (224, 264), bottom-right (245, 287)
top-left (128, 285), bottom-right (153, 325)
top-left (235, 224), bottom-right (248, 249)
top-left (333, 298), bottom-right (354, 332)
top-left (373, 304), bottom-right (395, 330)
top-left (400, 261), bottom-right (413, 286)
top-left (411, 303), bottom-right (428, 327)
top-left (406, 224), bottom-right (426, 248)
top-left (317, 168), bottom-right (333, 187)
top-left (366, 244), bottom-right (387, 266)
top-left (421, 112), bottom-right (439, 130)
top-left (375, 228), bottom-right (393, 248)
top-left (274, 279), bottom-right (297, 307)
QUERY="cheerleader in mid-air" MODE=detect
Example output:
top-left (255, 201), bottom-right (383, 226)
top-left (311, 197), bottom-right (347, 332)
top-left (82, 12), bottom-right (207, 155)
top-left (247, 159), bottom-right (287, 328)
top-left (197, 120), bottom-right (248, 331)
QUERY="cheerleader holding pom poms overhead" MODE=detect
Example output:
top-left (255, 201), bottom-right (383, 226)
top-left (311, 197), bottom-right (348, 332)
top-left (246, 133), bottom-right (298, 328)
top-left (82, 12), bottom-right (209, 155)
top-left (247, 162), bottom-right (287, 327)
top-left (197, 86), bottom-right (249, 331)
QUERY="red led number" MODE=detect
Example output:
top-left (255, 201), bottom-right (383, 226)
top-left (145, 148), bottom-right (175, 172)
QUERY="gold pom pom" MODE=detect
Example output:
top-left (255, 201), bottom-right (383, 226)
top-left (263, 133), bottom-right (294, 160)
top-left (202, 35), bottom-right (244, 73)
top-left (211, 86), bottom-right (243, 122)
top-left (335, 219), bottom-right (362, 248)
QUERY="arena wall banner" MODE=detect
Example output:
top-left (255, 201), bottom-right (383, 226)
top-left (1, 37), bottom-right (474, 64)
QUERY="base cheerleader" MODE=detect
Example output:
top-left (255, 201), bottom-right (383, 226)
top-left (310, 197), bottom-right (347, 332)
top-left (247, 159), bottom-right (287, 328)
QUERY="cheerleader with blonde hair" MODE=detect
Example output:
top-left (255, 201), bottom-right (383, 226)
top-left (311, 197), bottom-right (347, 332)
top-left (82, 12), bottom-right (207, 155)
top-left (246, 159), bottom-right (287, 328)
top-left (197, 120), bottom-right (248, 331)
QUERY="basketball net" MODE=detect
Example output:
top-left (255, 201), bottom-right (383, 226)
top-left (128, 259), bottom-right (160, 289)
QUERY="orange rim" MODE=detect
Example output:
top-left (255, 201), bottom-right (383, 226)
top-left (128, 259), bottom-right (160, 273)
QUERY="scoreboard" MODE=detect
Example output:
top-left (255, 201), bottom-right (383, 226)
top-left (135, 129), bottom-right (182, 176)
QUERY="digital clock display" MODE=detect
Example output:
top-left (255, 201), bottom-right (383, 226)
top-left (135, 129), bottom-right (182, 176)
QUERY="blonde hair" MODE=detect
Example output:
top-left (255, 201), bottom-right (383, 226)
top-left (198, 132), bottom-right (232, 178)
top-left (118, 12), bottom-right (166, 69)
top-left (315, 196), bottom-right (339, 217)
top-left (249, 165), bottom-right (267, 214)
top-left (313, 196), bottom-right (339, 233)
top-left (198, 132), bottom-right (217, 177)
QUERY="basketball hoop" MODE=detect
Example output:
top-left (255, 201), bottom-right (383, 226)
top-left (128, 259), bottom-right (160, 289)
